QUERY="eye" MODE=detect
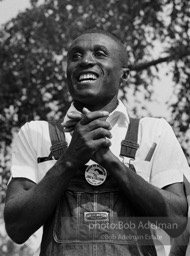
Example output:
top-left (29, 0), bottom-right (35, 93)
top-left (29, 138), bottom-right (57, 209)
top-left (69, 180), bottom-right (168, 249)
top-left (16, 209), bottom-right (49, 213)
top-left (71, 52), bottom-right (82, 61)
top-left (94, 50), bottom-right (106, 58)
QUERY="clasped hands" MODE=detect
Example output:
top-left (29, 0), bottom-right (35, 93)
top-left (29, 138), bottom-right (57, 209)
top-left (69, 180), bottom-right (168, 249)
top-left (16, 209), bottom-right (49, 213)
top-left (61, 108), bottom-right (113, 166)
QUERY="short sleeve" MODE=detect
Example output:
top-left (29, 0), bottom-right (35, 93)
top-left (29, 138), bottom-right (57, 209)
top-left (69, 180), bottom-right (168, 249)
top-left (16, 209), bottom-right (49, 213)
top-left (150, 118), bottom-right (188, 188)
top-left (11, 122), bottom-right (43, 183)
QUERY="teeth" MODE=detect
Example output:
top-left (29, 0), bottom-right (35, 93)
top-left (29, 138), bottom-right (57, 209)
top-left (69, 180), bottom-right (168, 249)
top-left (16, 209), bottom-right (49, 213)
top-left (79, 73), bottom-right (97, 81)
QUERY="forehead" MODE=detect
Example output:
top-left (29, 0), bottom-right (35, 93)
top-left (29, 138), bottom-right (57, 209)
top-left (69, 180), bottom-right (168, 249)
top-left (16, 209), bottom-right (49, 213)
top-left (69, 33), bottom-right (121, 52)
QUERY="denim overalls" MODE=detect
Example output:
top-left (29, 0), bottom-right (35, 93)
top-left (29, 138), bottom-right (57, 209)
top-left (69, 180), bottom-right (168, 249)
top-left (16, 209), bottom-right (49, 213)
top-left (39, 119), bottom-right (157, 256)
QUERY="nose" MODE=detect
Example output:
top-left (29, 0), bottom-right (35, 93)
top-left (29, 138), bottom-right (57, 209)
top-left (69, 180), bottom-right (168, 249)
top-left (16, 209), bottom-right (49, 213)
top-left (80, 52), bottom-right (95, 66)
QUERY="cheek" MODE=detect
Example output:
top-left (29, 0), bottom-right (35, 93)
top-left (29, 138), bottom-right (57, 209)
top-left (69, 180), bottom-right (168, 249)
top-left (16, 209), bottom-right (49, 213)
top-left (102, 64), bottom-right (115, 79)
top-left (107, 67), bottom-right (122, 82)
top-left (66, 62), bottom-right (76, 77)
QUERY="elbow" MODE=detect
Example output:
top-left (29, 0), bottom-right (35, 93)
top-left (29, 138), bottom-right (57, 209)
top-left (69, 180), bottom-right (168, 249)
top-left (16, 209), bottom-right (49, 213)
top-left (4, 207), bottom-right (29, 244)
top-left (5, 222), bottom-right (29, 244)
top-left (170, 215), bottom-right (187, 238)
top-left (168, 223), bottom-right (187, 238)
top-left (166, 211), bottom-right (188, 238)
top-left (164, 197), bottom-right (188, 238)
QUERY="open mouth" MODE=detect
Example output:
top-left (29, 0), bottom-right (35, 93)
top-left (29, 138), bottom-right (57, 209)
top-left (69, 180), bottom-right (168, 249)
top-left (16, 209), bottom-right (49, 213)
top-left (77, 72), bottom-right (99, 82)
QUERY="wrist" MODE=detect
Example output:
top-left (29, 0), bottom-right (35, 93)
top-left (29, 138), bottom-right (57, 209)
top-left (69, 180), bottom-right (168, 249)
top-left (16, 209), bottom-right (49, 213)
top-left (98, 151), bottom-right (117, 169)
top-left (56, 154), bottom-right (77, 171)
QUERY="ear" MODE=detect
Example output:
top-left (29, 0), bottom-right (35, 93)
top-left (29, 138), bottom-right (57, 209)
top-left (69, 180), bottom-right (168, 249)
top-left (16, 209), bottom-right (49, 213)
top-left (121, 68), bottom-right (130, 81)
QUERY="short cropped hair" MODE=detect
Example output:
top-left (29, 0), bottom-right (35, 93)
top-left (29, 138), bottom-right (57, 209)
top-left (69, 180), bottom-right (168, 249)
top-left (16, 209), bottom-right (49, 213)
top-left (69, 29), bottom-right (128, 67)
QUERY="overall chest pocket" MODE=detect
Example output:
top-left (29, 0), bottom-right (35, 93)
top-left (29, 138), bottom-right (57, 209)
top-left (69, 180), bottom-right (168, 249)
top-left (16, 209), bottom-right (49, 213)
top-left (53, 189), bottom-right (138, 245)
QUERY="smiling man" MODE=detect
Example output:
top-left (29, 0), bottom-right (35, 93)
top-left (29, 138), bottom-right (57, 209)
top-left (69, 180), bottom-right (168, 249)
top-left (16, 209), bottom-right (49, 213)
top-left (66, 31), bottom-right (128, 112)
top-left (4, 29), bottom-right (190, 256)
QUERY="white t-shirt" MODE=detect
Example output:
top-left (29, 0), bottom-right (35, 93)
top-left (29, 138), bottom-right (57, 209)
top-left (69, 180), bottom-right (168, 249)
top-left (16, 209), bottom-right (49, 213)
top-left (11, 100), bottom-right (189, 188)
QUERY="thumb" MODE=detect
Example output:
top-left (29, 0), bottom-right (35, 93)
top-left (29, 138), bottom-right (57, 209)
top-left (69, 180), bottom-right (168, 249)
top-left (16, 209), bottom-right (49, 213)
top-left (82, 107), bottom-right (91, 114)
top-left (79, 107), bottom-right (91, 125)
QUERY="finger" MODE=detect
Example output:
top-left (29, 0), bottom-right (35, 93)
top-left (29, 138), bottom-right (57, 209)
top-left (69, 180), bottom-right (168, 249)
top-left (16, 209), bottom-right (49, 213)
top-left (80, 110), bottom-right (109, 125)
top-left (82, 107), bottom-right (90, 114)
top-left (67, 112), bottom-right (82, 120)
top-left (61, 113), bottom-right (82, 127)
top-left (62, 119), bottom-right (78, 128)
top-left (61, 112), bottom-right (82, 126)
top-left (94, 138), bottom-right (112, 149)
top-left (92, 128), bottom-right (112, 140)
top-left (87, 120), bottom-right (112, 131)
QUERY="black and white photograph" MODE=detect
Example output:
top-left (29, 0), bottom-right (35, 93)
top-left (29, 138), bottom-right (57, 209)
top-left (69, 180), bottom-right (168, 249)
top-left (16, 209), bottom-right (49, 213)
top-left (0, 0), bottom-right (190, 255)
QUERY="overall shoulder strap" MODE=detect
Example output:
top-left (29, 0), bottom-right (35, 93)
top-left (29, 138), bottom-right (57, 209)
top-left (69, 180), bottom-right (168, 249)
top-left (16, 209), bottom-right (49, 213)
top-left (120, 117), bottom-right (140, 159)
top-left (48, 120), bottom-right (68, 160)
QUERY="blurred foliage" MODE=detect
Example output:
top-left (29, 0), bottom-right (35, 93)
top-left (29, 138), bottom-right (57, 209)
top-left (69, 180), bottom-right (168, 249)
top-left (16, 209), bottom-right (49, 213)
top-left (0, 0), bottom-right (190, 209)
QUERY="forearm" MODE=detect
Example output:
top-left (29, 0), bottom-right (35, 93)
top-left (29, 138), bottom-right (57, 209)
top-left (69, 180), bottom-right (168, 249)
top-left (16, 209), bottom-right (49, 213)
top-left (101, 155), bottom-right (187, 237)
top-left (4, 156), bottom-right (76, 243)
top-left (5, 110), bottom-right (112, 244)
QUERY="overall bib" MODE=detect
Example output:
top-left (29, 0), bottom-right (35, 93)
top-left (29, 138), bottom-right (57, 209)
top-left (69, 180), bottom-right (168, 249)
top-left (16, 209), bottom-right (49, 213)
top-left (39, 119), bottom-right (157, 256)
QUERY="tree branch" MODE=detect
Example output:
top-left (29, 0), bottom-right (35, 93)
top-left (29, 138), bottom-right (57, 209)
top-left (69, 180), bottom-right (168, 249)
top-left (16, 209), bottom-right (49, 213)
top-left (130, 51), bottom-right (190, 71)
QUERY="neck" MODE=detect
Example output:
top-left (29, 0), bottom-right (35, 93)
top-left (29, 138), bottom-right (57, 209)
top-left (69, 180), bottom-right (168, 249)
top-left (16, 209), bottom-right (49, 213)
top-left (73, 95), bottom-right (118, 113)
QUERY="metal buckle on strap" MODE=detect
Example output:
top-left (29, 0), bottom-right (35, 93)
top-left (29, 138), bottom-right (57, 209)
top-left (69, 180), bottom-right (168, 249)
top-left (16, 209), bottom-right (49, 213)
top-left (50, 141), bottom-right (67, 160)
top-left (84, 212), bottom-right (109, 222)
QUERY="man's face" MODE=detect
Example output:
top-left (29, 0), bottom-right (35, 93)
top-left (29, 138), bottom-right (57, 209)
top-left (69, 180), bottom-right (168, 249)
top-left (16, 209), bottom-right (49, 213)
top-left (66, 33), bottom-right (124, 107)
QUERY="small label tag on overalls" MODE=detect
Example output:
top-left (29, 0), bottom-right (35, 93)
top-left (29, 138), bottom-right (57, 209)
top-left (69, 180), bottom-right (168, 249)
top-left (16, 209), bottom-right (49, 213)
top-left (84, 212), bottom-right (109, 222)
top-left (85, 164), bottom-right (107, 186)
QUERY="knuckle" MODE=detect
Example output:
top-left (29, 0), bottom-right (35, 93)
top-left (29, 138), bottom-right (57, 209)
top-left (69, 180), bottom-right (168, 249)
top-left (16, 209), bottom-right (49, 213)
top-left (103, 131), bottom-right (109, 138)
top-left (99, 138), bottom-right (108, 147)
top-left (99, 127), bottom-right (104, 133)
top-left (94, 120), bottom-right (101, 126)
top-left (106, 121), bottom-right (111, 129)
top-left (103, 138), bottom-right (111, 146)
top-left (102, 137), bottom-right (107, 143)
top-left (102, 129), bottom-right (110, 137)
top-left (98, 128), bottom-right (106, 137)
top-left (82, 134), bottom-right (89, 144)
